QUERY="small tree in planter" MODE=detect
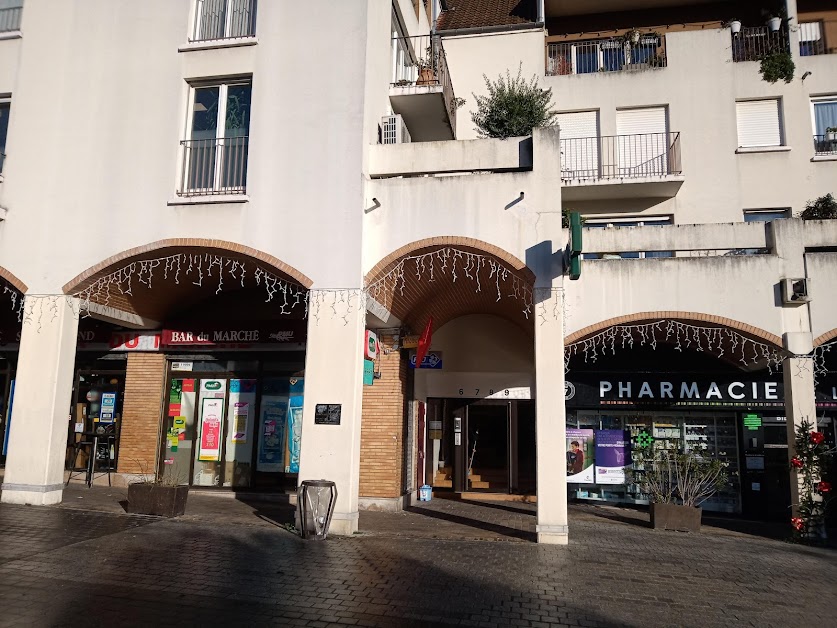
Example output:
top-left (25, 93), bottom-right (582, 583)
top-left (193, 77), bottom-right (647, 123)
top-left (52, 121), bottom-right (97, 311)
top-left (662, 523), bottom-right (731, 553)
top-left (799, 193), bottom-right (837, 220)
top-left (127, 461), bottom-right (190, 517)
top-left (471, 65), bottom-right (557, 139)
top-left (789, 419), bottom-right (835, 543)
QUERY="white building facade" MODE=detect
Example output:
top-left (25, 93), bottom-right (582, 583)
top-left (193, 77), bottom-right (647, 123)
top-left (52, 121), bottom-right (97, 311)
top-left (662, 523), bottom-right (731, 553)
top-left (0, 0), bottom-right (835, 543)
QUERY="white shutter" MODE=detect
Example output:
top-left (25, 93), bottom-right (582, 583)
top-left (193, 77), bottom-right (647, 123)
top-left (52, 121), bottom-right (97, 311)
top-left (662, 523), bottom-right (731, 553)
top-left (799, 22), bottom-right (822, 42)
top-left (736, 99), bottom-right (781, 147)
top-left (558, 111), bottom-right (599, 178)
top-left (616, 107), bottom-right (668, 175)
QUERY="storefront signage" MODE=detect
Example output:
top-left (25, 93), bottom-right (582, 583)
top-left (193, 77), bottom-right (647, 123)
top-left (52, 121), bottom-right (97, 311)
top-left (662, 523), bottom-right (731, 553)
top-left (99, 392), bottom-right (117, 424)
top-left (567, 429), bottom-right (595, 483)
top-left (198, 398), bottom-right (224, 461)
top-left (365, 330), bottom-right (379, 360)
top-left (565, 373), bottom-right (837, 409)
top-left (109, 331), bottom-right (161, 352)
top-left (594, 430), bottom-right (631, 485)
top-left (363, 359), bottom-right (374, 386)
top-left (162, 322), bottom-right (306, 347)
top-left (314, 404), bottom-right (341, 425)
top-left (409, 351), bottom-right (443, 369)
top-left (171, 362), bottom-right (193, 372)
top-left (402, 335), bottom-right (419, 349)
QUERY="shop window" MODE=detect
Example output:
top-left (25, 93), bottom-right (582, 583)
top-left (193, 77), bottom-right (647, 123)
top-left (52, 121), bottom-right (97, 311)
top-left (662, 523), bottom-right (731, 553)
top-left (736, 99), bottom-right (783, 148)
top-left (582, 216), bottom-right (673, 260)
top-left (179, 79), bottom-right (252, 196)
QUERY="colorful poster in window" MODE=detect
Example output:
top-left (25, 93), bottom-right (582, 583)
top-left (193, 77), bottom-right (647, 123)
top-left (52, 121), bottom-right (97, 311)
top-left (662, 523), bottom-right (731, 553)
top-left (286, 378), bottom-right (304, 474)
top-left (567, 428), bottom-right (595, 483)
top-left (232, 402), bottom-right (249, 443)
top-left (594, 429), bottom-right (632, 485)
top-left (198, 398), bottom-right (224, 461)
top-left (99, 392), bottom-right (117, 424)
top-left (257, 399), bottom-right (287, 472)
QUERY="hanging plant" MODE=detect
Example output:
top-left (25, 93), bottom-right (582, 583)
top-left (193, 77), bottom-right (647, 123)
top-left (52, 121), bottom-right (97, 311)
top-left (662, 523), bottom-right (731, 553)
top-left (759, 50), bottom-right (795, 83)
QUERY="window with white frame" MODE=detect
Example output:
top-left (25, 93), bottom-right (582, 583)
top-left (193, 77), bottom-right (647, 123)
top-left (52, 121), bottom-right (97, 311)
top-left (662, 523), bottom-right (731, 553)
top-left (736, 99), bottom-right (783, 148)
top-left (179, 79), bottom-right (251, 196)
top-left (799, 21), bottom-right (825, 56)
top-left (192, 0), bottom-right (256, 42)
top-left (744, 209), bottom-right (790, 222)
top-left (811, 96), bottom-right (837, 154)
top-left (582, 216), bottom-right (673, 260)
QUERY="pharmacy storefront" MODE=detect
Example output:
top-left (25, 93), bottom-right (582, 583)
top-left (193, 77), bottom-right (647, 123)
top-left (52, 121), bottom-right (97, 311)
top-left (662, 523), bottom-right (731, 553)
top-left (565, 371), bottom-right (837, 519)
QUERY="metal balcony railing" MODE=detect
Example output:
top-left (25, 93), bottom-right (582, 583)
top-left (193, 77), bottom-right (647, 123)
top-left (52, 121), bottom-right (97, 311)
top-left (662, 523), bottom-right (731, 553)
top-left (391, 34), bottom-right (457, 130)
top-left (546, 34), bottom-right (666, 76)
top-left (0, 5), bottom-right (22, 33)
top-left (814, 134), bottom-right (837, 156)
top-left (799, 22), bottom-right (834, 56)
top-left (192, 0), bottom-right (256, 42)
top-left (178, 136), bottom-right (249, 196)
top-left (731, 26), bottom-right (789, 62)
top-left (560, 132), bottom-right (682, 181)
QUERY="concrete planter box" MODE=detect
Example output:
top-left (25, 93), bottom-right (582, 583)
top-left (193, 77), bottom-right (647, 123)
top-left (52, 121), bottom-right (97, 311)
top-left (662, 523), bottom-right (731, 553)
top-left (650, 503), bottom-right (702, 532)
top-left (127, 484), bottom-right (189, 517)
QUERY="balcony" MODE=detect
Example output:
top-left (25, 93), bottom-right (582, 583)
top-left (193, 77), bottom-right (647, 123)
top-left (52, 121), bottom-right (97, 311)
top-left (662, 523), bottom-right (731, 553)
top-left (389, 35), bottom-right (457, 142)
top-left (814, 134), bottom-right (837, 157)
top-left (0, 4), bottom-right (21, 34)
top-left (799, 21), bottom-right (835, 57)
top-left (547, 33), bottom-right (667, 76)
top-left (731, 26), bottom-right (789, 62)
top-left (177, 136), bottom-right (249, 198)
top-left (191, 0), bottom-right (256, 43)
top-left (560, 132), bottom-right (684, 201)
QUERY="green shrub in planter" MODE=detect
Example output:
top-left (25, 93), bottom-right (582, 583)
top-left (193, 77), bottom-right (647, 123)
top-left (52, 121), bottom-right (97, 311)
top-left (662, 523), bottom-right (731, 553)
top-left (471, 65), bottom-right (557, 139)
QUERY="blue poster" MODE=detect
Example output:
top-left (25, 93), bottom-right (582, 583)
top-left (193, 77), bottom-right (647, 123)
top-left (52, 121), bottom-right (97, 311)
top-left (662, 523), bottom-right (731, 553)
top-left (594, 429), bottom-right (632, 485)
top-left (99, 392), bottom-right (117, 424)
top-left (286, 378), bottom-right (304, 473)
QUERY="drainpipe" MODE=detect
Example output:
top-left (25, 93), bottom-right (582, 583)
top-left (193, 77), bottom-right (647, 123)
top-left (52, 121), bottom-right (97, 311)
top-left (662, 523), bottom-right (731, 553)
top-left (431, 0), bottom-right (439, 35)
top-left (537, 0), bottom-right (544, 24)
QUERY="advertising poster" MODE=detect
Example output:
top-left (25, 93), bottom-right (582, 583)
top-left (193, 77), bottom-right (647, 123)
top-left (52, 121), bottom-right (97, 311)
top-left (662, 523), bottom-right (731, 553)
top-left (286, 378), bottom-right (304, 473)
top-left (257, 399), bottom-right (288, 472)
top-left (198, 398), bottom-right (224, 461)
top-left (232, 403), bottom-right (249, 443)
top-left (567, 428), bottom-right (595, 483)
top-left (594, 429), bottom-right (632, 484)
top-left (99, 392), bottom-right (116, 424)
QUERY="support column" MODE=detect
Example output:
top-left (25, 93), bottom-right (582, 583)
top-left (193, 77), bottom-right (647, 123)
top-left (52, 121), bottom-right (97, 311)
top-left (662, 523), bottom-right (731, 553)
top-left (534, 287), bottom-right (568, 544)
top-left (1, 296), bottom-right (79, 505)
top-left (297, 293), bottom-right (365, 535)
top-left (117, 352), bottom-right (167, 478)
top-left (783, 356), bottom-right (818, 516)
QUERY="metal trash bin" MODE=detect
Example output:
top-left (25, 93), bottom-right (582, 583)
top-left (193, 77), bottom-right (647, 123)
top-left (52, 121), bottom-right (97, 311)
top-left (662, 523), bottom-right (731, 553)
top-left (419, 484), bottom-right (432, 501)
top-left (296, 479), bottom-right (337, 540)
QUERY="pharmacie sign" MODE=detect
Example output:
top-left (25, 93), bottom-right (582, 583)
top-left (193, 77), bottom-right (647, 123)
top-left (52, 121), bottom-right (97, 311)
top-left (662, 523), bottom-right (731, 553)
top-left (565, 372), bottom-right (837, 409)
top-left (162, 322), bottom-right (307, 347)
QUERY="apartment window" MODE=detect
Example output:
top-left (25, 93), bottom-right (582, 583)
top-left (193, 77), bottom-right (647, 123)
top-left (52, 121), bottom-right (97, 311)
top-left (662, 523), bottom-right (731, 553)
top-left (812, 97), bottom-right (837, 155)
top-left (0, 99), bottom-right (9, 173)
top-left (583, 216), bottom-right (673, 260)
top-left (799, 22), bottom-right (825, 56)
top-left (0, 0), bottom-right (22, 33)
top-left (192, 0), bottom-right (256, 42)
top-left (179, 80), bottom-right (251, 196)
top-left (736, 99), bottom-right (783, 148)
top-left (744, 209), bottom-right (790, 222)
top-left (558, 110), bottom-right (599, 179)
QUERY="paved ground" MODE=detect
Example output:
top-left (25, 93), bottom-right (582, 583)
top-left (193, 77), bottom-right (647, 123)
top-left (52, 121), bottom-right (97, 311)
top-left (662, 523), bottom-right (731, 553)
top-left (0, 489), bottom-right (834, 627)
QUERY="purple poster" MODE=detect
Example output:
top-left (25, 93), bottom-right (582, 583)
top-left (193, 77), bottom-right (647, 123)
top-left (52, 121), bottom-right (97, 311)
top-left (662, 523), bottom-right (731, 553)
top-left (594, 430), bottom-right (632, 485)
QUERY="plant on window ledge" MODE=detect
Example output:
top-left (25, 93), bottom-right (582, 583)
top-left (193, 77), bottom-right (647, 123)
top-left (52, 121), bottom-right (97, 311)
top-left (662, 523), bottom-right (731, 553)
top-left (759, 49), bottom-right (795, 83)
top-left (789, 419), bottom-right (834, 543)
top-left (472, 65), bottom-right (557, 139)
top-left (799, 193), bottom-right (837, 220)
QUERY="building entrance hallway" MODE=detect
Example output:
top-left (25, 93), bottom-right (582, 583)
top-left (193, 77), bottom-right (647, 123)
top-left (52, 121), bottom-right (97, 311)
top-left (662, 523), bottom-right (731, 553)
top-left (427, 398), bottom-right (535, 495)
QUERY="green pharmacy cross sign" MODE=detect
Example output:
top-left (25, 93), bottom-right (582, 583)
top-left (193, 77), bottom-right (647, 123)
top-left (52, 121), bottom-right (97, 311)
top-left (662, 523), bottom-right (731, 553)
top-left (743, 414), bottom-right (762, 431)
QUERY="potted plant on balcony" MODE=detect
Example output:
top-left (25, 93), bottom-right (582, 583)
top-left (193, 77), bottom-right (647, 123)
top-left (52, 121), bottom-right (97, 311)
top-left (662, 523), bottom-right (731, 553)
top-left (766, 13), bottom-right (782, 32)
top-left (625, 28), bottom-right (642, 45)
top-left (759, 49), bottom-right (795, 83)
top-left (416, 46), bottom-right (436, 86)
top-left (126, 461), bottom-right (189, 517)
top-left (826, 127), bottom-right (837, 142)
top-left (728, 19), bottom-right (742, 34)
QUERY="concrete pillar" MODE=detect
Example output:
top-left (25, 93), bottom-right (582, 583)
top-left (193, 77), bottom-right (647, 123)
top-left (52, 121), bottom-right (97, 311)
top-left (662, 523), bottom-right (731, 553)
top-left (1, 296), bottom-right (79, 505)
top-left (534, 286), bottom-right (568, 544)
top-left (297, 292), bottom-right (365, 535)
top-left (783, 356), bottom-right (817, 516)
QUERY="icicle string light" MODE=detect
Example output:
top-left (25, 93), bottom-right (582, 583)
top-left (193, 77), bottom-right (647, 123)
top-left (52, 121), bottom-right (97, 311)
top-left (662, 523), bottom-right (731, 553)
top-left (366, 247), bottom-right (535, 320)
top-left (564, 320), bottom-right (784, 373)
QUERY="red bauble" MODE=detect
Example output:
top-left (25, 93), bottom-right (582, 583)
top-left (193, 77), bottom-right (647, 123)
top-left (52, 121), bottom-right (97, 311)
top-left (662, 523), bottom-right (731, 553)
top-left (818, 481), bottom-right (832, 494)
top-left (810, 432), bottom-right (825, 445)
top-left (791, 457), bottom-right (804, 469)
top-left (791, 517), bottom-right (804, 531)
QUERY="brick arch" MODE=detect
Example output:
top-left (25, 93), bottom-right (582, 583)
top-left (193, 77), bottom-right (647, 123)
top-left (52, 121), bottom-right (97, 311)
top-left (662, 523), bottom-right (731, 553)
top-left (566, 311), bottom-right (783, 348)
top-left (814, 329), bottom-right (837, 347)
top-left (365, 236), bottom-right (535, 285)
top-left (62, 238), bottom-right (313, 294)
top-left (0, 266), bottom-right (27, 294)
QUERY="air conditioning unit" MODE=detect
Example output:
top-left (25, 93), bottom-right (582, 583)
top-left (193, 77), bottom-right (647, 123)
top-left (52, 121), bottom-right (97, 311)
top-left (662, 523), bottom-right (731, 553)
top-left (381, 114), bottom-right (411, 144)
top-left (781, 278), bottom-right (811, 305)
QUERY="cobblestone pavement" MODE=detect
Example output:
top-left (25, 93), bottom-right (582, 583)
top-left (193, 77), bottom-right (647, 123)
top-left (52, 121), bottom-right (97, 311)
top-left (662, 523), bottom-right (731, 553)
top-left (0, 500), bottom-right (834, 628)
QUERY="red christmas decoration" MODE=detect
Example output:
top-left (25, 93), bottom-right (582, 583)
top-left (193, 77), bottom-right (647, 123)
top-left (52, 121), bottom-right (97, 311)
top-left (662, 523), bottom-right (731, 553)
top-left (791, 457), bottom-right (804, 469)
top-left (791, 517), bottom-right (804, 532)
top-left (810, 431), bottom-right (825, 445)
top-left (817, 481), bottom-right (832, 494)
